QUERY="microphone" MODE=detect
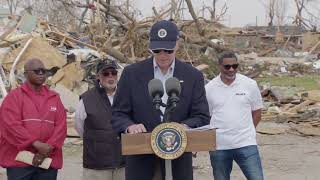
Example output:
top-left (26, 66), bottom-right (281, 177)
top-left (165, 77), bottom-right (181, 109)
top-left (148, 79), bottom-right (164, 110)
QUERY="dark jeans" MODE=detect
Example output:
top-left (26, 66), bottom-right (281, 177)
top-left (7, 166), bottom-right (57, 180)
top-left (210, 145), bottom-right (264, 180)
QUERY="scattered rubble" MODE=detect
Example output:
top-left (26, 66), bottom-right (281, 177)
top-left (0, 10), bottom-right (319, 138)
top-left (257, 122), bottom-right (290, 135)
top-left (261, 88), bottom-right (320, 136)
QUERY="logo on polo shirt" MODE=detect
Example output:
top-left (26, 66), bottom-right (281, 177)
top-left (235, 92), bottom-right (246, 96)
top-left (49, 106), bottom-right (57, 112)
top-left (158, 29), bottom-right (167, 38)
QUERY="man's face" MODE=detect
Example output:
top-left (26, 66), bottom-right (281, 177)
top-left (219, 57), bottom-right (239, 80)
top-left (97, 68), bottom-right (118, 90)
top-left (25, 61), bottom-right (46, 86)
top-left (153, 47), bottom-right (177, 71)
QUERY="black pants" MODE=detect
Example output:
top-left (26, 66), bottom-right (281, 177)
top-left (7, 166), bottom-right (58, 180)
top-left (125, 153), bottom-right (193, 180)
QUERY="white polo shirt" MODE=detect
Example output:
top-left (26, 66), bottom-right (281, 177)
top-left (205, 73), bottom-right (263, 150)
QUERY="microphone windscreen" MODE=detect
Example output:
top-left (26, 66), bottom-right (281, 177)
top-left (165, 77), bottom-right (181, 96)
top-left (148, 79), bottom-right (164, 98)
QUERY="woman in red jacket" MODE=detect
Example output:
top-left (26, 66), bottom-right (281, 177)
top-left (0, 58), bottom-right (67, 180)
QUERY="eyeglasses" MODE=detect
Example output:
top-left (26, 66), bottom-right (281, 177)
top-left (26, 68), bottom-right (47, 75)
top-left (102, 70), bottom-right (117, 77)
top-left (223, 64), bottom-right (239, 70)
top-left (152, 49), bottom-right (174, 54)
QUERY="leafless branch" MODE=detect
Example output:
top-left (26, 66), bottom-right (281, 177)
top-left (185, 0), bottom-right (205, 36)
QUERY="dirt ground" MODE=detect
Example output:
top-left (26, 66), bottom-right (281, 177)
top-left (1, 121), bottom-right (320, 180)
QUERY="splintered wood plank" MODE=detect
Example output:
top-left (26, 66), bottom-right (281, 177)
top-left (48, 31), bottom-right (97, 50)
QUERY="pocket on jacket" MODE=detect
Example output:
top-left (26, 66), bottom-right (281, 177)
top-left (94, 141), bottom-right (112, 155)
top-left (42, 121), bottom-right (55, 140)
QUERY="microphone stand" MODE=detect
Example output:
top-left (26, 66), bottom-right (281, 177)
top-left (163, 103), bottom-right (175, 123)
top-left (153, 96), bottom-right (179, 180)
top-left (162, 97), bottom-right (178, 180)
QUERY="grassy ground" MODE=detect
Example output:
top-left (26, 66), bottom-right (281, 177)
top-left (256, 75), bottom-right (320, 91)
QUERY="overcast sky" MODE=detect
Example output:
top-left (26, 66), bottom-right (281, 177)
top-left (133, 0), bottom-right (320, 27)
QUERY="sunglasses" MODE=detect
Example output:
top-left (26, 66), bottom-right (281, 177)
top-left (223, 64), bottom-right (239, 70)
top-left (101, 70), bottom-right (117, 77)
top-left (152, 49), bottom-right (174, 54)
top-left (26, 68), bottom-right (47, 75)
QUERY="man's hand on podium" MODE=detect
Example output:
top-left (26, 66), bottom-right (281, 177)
top-left (127, 124), bottom-right (147, 134)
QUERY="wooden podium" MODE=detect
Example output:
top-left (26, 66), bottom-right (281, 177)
top-left (121, 129), bottom-right (216, 155)
top-left (121, 124), bottom-right (216, 180)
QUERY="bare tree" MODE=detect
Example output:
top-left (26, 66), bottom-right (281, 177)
top-left (267, 0), bottom-right (275, 26)
top-left (184, 0), bottom-right (226, 51)
top-left (170, 0), bottom-right (178, 19)
top-left (201, 0), bottom-right (228, 22)
top-left (292, 0), bottom-right (315, 27)
top-left (300, 1), bottom-right (319, 31)
top-left (259, 0), bottom-right (276, 26)
top-left (169, 0), bottom-right (185, 20)
top-left (17, 0), bottom-right (84, 30)
top-left (274, 0), bottom-right (288, 26)
top-left (5, 0), bottom-right (20, 14)
top-left (306, 12), bottom-right (318, 31)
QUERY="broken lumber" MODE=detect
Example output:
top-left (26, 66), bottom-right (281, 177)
top-left (9, 38), bottom-right (33, 88)
top-left (47, 31), bottom-right (98, 50)
top-left (287, 100), bottom-right (314, 113)
top-left (308, 40), bottom-right (320, 54)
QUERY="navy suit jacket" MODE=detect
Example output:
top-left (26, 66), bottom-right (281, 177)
top-left (112, 57), bottom-right (210, 133)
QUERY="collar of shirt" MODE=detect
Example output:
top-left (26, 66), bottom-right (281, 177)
top-left (153, 57), bottom-right (175, 120)
top-left (107, 89), bottom-right (116, 100)
top-left (216, 73), bottom-right (241, 88)
top-left (153, 57), bottom-right (175, 77)
top-left (97, 82), bottom-right (116, 104)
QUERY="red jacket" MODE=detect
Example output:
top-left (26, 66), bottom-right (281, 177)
top-left (0, 82), bottom-right (67, 169)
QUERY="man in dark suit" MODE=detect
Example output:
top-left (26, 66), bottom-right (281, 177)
top-left (112, 20), bottom-right (210, 180)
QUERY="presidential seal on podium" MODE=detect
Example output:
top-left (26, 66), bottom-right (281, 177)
top-left (151, 122), bottom-right (188, 160)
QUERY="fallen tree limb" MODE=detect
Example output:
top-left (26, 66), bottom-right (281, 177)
top-left (0, 68), bottom-right (8, 97)
top-left (152, 6), bottom-right (159, 16)
top-left (9, 38), bottom-right (33, 88)
top-left (180, 32), bottom-right (226, 52)
top-left (94, 0), bottom-right (129, 29)
top-left (185, 0), bottom-right (204, 36)
top-left (309, 40), bottom-right (320, 54)
top-left (101, 44), bottom-right (130, 64)
top-left (184, 0), bottom-right (226, 52)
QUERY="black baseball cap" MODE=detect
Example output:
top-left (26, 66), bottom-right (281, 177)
top-left (96, 57), bottom-right (118, 73)
top-left (149, 20), bottom-right (179, 50)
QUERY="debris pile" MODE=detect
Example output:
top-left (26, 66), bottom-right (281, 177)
top-left (0, 9), bottom-right (319, 137)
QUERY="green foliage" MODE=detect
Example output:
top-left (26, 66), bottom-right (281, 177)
top-left (257, 75), bottom-right (320, 91)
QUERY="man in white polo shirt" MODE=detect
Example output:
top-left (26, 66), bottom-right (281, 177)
top-left (205, 51), bottom-right (264, 180)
